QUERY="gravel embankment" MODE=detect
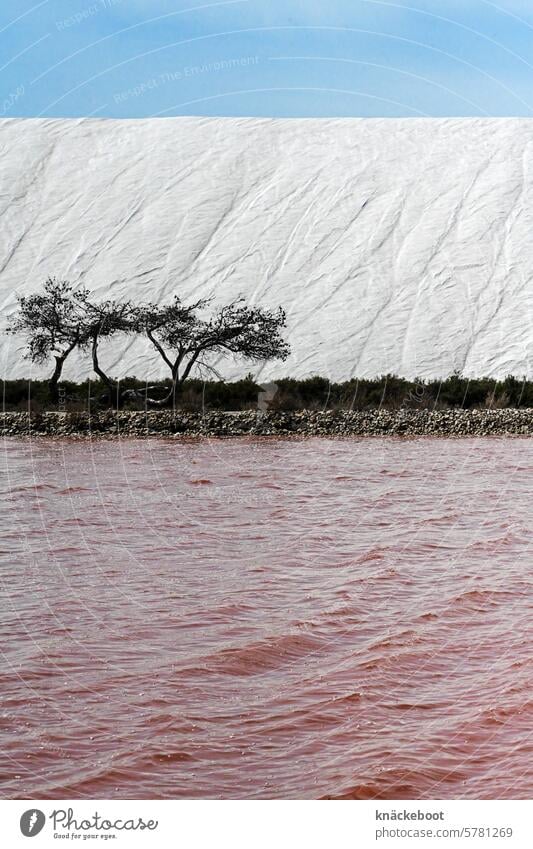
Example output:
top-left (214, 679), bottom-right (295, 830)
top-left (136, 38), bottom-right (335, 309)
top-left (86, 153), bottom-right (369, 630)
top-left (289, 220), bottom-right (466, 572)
top-left (1, 409), bottom-right (532, 437)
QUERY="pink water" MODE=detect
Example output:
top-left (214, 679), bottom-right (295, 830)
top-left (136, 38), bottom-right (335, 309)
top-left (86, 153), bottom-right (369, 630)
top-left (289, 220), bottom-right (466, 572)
top-left (0, 436), bottom-right (531, 800)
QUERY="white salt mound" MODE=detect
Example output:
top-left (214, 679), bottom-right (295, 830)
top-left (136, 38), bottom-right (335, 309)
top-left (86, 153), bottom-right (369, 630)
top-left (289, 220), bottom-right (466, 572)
top-left (1, 116), bottom-right (531, 381)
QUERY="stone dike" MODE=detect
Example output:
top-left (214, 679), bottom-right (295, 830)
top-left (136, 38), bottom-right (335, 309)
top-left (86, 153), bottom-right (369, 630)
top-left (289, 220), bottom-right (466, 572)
top-left (0, 409), bottom-right (532, 437)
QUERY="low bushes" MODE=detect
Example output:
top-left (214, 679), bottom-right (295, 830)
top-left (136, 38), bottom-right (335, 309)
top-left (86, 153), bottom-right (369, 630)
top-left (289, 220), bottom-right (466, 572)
top-left (2, 373), bottom-right (533, 412)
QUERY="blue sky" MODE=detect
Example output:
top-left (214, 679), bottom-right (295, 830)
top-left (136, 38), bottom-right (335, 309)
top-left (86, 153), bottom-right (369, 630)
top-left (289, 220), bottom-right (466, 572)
top-left (2, 0), bottom-right (533, 118)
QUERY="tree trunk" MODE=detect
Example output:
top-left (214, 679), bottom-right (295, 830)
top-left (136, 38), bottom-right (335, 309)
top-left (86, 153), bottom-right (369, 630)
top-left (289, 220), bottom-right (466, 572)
top-left (91, 335), bottom-right (117, 407)
top-left (49, 355), bottom-right (65, 404)
top-left (170, 369), bottom-right (182, 410)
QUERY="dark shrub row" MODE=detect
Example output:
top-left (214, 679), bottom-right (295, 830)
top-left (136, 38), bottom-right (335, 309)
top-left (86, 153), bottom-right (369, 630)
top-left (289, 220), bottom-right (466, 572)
top-left (2, 373), bottom-right (533, 412)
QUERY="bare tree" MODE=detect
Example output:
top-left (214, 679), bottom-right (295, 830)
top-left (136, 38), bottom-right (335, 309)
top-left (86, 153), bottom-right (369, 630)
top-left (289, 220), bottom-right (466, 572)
top-left (81, 299), bottom-right (138, 406)
top-left (7, 283), bottom-right (290, 411)
top-left (7, 278), bottom-right (89, 403)
top-left (136, 296), bottom-right (290, 407)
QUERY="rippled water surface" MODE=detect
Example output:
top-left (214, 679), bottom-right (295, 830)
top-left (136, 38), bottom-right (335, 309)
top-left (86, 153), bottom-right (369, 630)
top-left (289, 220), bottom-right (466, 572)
top-left (0, 436), bottom-right (531, 799)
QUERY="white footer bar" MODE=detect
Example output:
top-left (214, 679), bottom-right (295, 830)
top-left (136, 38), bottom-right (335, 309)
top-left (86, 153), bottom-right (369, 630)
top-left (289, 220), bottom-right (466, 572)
top-left (1, 799), bottom-right (530, 848)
